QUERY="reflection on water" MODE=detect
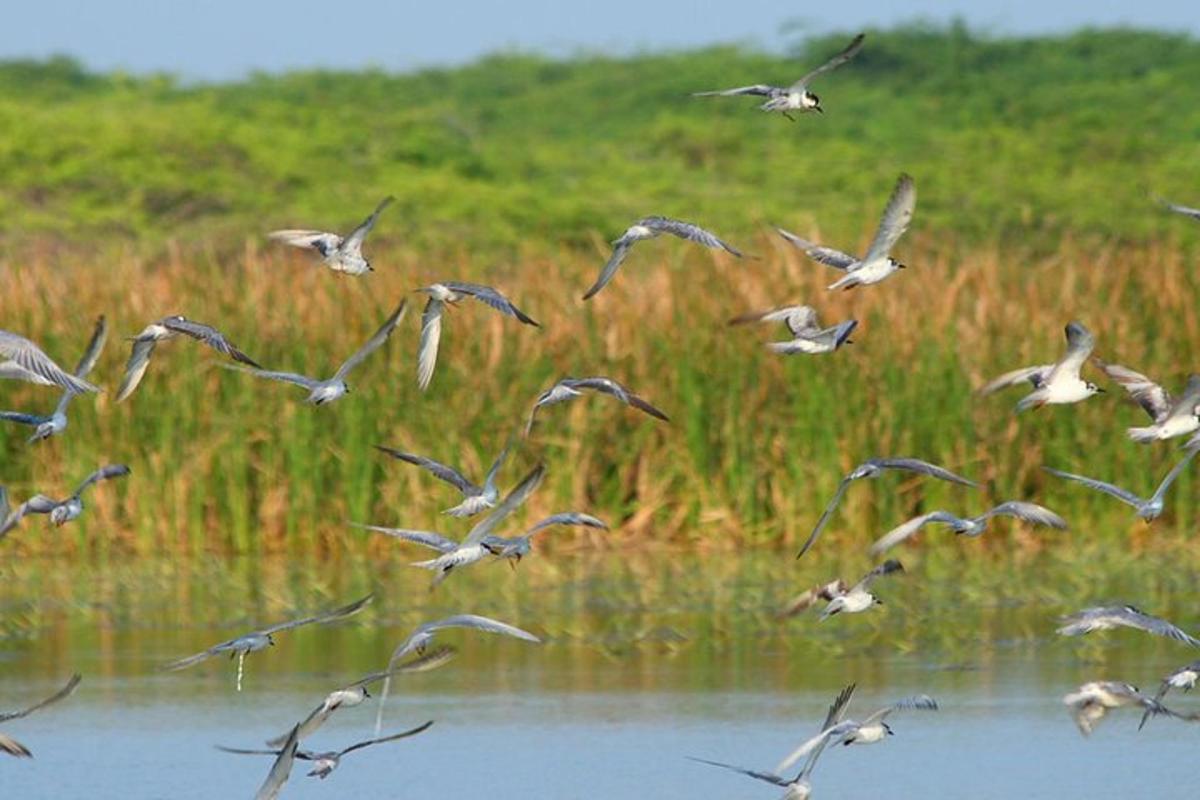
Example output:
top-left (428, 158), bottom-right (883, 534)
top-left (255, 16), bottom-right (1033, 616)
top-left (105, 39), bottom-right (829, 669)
top-left (3, 551), bottom-right (1200, 798)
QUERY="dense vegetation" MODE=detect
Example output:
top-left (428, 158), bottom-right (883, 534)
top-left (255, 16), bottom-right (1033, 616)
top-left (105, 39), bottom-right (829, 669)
top-left (1, 25), bottom-right (1199, 568)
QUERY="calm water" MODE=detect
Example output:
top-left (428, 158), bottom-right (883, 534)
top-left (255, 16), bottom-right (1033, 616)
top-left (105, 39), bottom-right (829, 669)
top-left (3, 552), bottom-right (1200, 798)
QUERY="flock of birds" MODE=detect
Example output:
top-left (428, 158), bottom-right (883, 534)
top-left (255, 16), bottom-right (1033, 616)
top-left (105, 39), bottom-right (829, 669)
top-left (3, 31), bottom-right (1200, 799)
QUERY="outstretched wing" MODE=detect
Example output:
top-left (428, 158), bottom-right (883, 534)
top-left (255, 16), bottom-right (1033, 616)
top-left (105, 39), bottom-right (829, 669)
top-left (0, 411), bottom-right (50, 427)
top-left (222, 364), bottom-right (320, 390)
top-left (260, 594), bottom-right (372, 636)
top-left (979, 366), bottom-right (1051, 395)
top-left (870, 457), bottom-right (978, 487)
top-left (162, 318), bottom-right (260, 367)
top-left (267, 229), bottom-right (343, 256)
top-left (686, 756), bottom-right (788, 787)
top-left (524, 512), bottom-right (609, 537)
top-left (342, 196), bottom-right (395, 254)
top-left (72, 464), bottom-right (131, 498)
top-left (796, 476), bottom-right (852, 558)
top-left (776, 229), bottom-right (858, 270)
top-left (115, 338), bottom-right (159, 402)
top-left (642, 217), bottom-right (742, 257)
top-left (692, 84), bottom-right (779, 98)
top-left (1042, 466), bottom-right (1142, 508)
top-left (854, 559), bottom-right (904, 591)
top-left (869, 511), bottom-right (959, 556)
top-left (1098, 362), bottom-right (1170, 421)
top-left (254, 724), bottom-right (299, 800)
top-left (860, 694), bottom-right (939, 726)
top-left (73, 315), bottom-right (108, 378)
top-left (0, 674), bottom-right (81, 723)
top-left (1157, 196), bottom-right (1200, 221)
top-left (375, 446), bottom-right (480, 495)
top-left (348, 522), bottom-right (459, 553)
top-left (582, 239), bottom-right (634, 300)
top-left (790, 32), bottom-right (866, 91)
top-left (416, 297), bottom-right (443, 391)
top-left (0, 330), bottom-right (99, 394)
top-left (981, 501), bottom-right (1068, 529)
top-left (462, 464), bottom-right (546, 546)
top-left (337, 720), bottom-right (435, 758)
top-left (863, 173), bottom-right (916, 264)
top-left (1048, 321), bottom-right (1095, 383)
top-left (336, 300), bottom-right (406, 380)
top-left (443, 282), bottom-right (539, 326)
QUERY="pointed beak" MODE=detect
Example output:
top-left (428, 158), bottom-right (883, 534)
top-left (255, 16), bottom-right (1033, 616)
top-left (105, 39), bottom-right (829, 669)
top-left (814, 106), bottom-right (824, 114)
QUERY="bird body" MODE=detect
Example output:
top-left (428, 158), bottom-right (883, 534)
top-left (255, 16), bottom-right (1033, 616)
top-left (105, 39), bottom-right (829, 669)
top-left (730, 305), bottom-right (857, 355)
top-left (526, 377), bottom-right (668, 435)
top-left (778, 174), bottom-right (915, 291)
top-left (818, 560), bottom-right (904, 621)
top-left (416, 282), bottom-right (537, 391)
top-left (1099, 364), bottom-right (1200, 443)
top-left (1043, 448), bottom-right (1197, 522)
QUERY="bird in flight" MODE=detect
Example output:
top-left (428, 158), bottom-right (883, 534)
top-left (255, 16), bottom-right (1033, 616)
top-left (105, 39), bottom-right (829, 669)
top-left (797, 456), bottom-right (977, 558)
top-left (980, 321), bottom-right (1104, 412)
top-left (374, 613), bottom-right (540, 734)
top-left (0, 328), bottom-right (100, 395)
top-left (0, 673), bottom-right (81, 758)
top-left (415, 282), bottom-right (538, 391)
top-left (688, 683), bottom-right (856, 800)
top-left (220, 721), bottom-right (436, 781)
top-left (817, 560), bottom-right (905, 621)
top-left (1057, 605), bottom-right (1200, 648)
top-left (526, 376), bottom-right (669, 436)
top-left (868, 501), bottom-right (1067, 556)
top-left (1043, 448), bottom-right (1197, 522)
top-left (693, 32), bottom-right (866, 119)
top-left (0, 316), bottom-right (107, 443)
top-left (729, 305), bottom-right (857, 355)
top-left (1062, 681), bottom-right (1185, 736)
top-left (1140, 659), bottom-right (1200, 730)
top-left (117, 315), bottom-right (261, 402)
top-left (1156, 195), bottom-right (1200, 222)
top-left (778, 173), bottom-right (915, 290)
top-left (0, 465), bottom-right (131, 540)
top-left (487, 512), bottom-right (609, 566)
top-left (1096, 362), bottom-right (1200, 443)
top-left (582, 216), bottom-right (743, 300)
top-left (375, 439), bottom-right (512, 517)
top-left (225, 300), bottom-right (405, 405)
top-left (268, 196), bottom-right (394, 275)
top-left (162, 594), bottom-right (372, 691)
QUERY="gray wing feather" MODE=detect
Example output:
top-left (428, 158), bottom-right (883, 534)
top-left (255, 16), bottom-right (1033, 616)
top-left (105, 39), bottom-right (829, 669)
top-left (337, 720), bottom-right (434, 758)
top-left (854, 559), bottom-right (904, 591)
top-left (254, 725), bottom-right (300, 800)
top-left (73, 464), bottom-right (131, 498)
top-left (979, 365), bottom-right (1052, 395)
top-left (0, 411), bottom-right (50, 427)
top-left (980, 501), bottom-right (1068, 529)
top-left (73, 315), bottom-right (108, 378)
top-left (1048, 321), bottom-right (1095, 382)
top-left (162, 318), bottom-right (260, 367)
top-left (869, 511), bottom-right (959, 556)
top-left (796, 476), bottom-right (851, 557)
top-left (582, 240), bottom-right (633, 300)
top-left (222, 364), bottom-right (320, 390)
top-left (260, 594), bottom-right (372, 636)
top-left (0, 330), bottom-right (99, 394)
top-left (1157, 196), bottom-right (1200, 221)
top-left (692, 84), bottom-right (779, 98)
top-left (642, 217), bottom-right (742, 257)
top-left (860, 694), bottom-right (939, 726)
top-left (462, 464), bottom-right (546, 546)
top-left (686, 757), bottom-right (788, 787)
top-left (348, 522), bottom-right (459, 553)
top-left (336, 300), bottom-right (406, 380)
top-left (1042, 467), bottom-right (1143, 508)
top-left (442, 282), bottom-right (539, 326)
top-left (524, 512), bottom-right (609, 537)
top-left (776, 229), bottom-right (857, 270)
top-left (869, 457), bottom-right (979, 487)
top-left (116, 338), bottom-right (159, 401)
top-left (790, 32), bottom-right (866, 90)
top-left (1152, 448), bottom-right (1199, 503)
top-left (267, 230), bottom-right (343, 255)
top-left (421, 613), bottom-right (541, 643)
top-left (342, 196), bottom-right (394, 254)
top-left (1099, 362), bottom-right (1170, 421)
top-left (374, 446), bottom-right (479, 495)
top-left (863, 173), bottom-right (916, 264)
top-left (0, 674), bottom-right (82, 723)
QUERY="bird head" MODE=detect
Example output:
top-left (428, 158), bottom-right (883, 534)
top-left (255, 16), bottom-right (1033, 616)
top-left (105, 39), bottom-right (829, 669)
top-left (1086, 382), bottom-right (1105, 396)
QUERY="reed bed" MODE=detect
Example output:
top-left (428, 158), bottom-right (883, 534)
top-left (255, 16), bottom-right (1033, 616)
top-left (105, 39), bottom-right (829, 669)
top-left (1, 231), bottom-right (1198, 564)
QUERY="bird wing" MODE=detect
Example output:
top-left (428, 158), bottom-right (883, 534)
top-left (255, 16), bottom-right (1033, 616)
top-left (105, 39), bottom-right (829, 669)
top-left (374, 446), bottom-right (480, 495)
top-left (582, 239), bottom-right (634, 300)
top-left (348, 522), bottom-right (460, 553)
top-left (789, 32), bottom-right (866, 90)
top-left (796, 475), bottom-right (852, 558)
top-left (854, 559), bottom-right (905, 591)
top-left (115, 337), bottom-right (160, 402)
top-left (0, 331), bottom-right (99, 394)
top-left (524, 512), bottom-right (609, 538)
top-left (254, 724), bottom-right (300, 800)
top-left (860, 694), bottom-right (939, 727)
top-left (335, 299), bottom-right (407, 380)
top-left (462, 464), bottom-right (546, 546)
top-left (869, 512), bottom-right (958, 556)
top-left (1048, 321), bottom-right (1095, 383)
top-left (0, 733), bottom-right (31, 758)
top-left (642, 217), bottom-right (742, 257)
top-left (686, 757), bottom-right (788, 787)
top-left (1121, 608), bottom-right (1200, 647)
top-left (221, 364), bottom-right (320, 390)
top-left (0, 411), bottom-right (51, 427)
top-left (776, 684), bottom-right (857, 775)
top-left (260, 594), bottom-right (372, 636)
top-left (421, 613), bottom-right (541, 644)
top-left (979, 365), bottom-right (1052, 395)
top-left (162, 318), bottom-right (260, 367)
top-left (692, 84), bottom-right (779, 97)
top-left (778, 580), bottom-right (848, 617)
top-left (416, 296), bottom-right (444, 391)
top-left (981, 501), bottom-right (1068, 529)
top-left (1098, 362), bottom-right (1170, 421)
top-left (1042, 467), bottom-right (1142, 508)
top-left (567, 376), bottom-right (630, 402)
top-left (1151, 448), bottom-right (1199, 504)
top-left (0, 674), bottom-right (81, 723)
top-left (342, 196), bottom-right (394, 254)
top-left (72, 464), bottom-right (131, 498)
top-left (862, 173), bottom-right (916, 264)
top-left (869, 457), bottom-right (979, 487)
top-left (483, 438), bottom-right (514, 493)
top-left (267, 229), bottom-right (343, 255)
top-left (730, 305), bottom-right (818, 333)
top-left (1157, 196), bottom-right (1200, 221)
top-left (442, 282), bottom-right (539, 326)
top-left (0, 494), bottom-right (59, 537)
top-left (776, 229), bottom-right (857, 270)
top-left (336, 720), bottom-right (435, 758)
top-left (345, 647), bottom-right (458, 689)
top-left (73, 315), bottom-right (108, 378)
top-left (161, 640), bottom-right (235, 671)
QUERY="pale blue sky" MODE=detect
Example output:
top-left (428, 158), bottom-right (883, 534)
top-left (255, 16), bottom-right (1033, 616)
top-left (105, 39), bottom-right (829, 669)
top-left (4, 0), bottom-right (1196, 79)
